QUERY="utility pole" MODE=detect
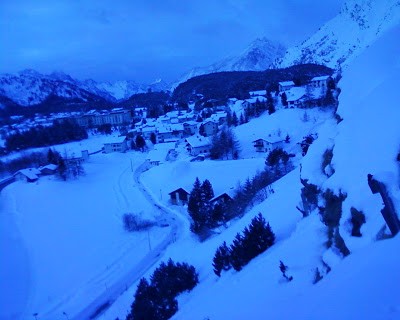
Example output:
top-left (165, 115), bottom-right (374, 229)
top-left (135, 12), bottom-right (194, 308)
top-left (147, 230), bottom-right (152, 251)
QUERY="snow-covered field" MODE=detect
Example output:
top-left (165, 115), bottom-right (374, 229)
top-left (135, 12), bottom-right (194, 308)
top-left (0, 151), bottom-right (170, 320)
top-left (1, 15), bottom-right (400, 320)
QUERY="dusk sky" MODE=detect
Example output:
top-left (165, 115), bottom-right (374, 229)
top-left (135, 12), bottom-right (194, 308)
top-left (0, 1), bottom-right (343, 83)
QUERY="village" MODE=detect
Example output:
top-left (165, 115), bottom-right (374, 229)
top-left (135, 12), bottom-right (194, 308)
top-left (0, 74), bottom-right (335, 208)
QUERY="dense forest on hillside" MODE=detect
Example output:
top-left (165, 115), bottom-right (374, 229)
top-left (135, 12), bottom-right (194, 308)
top-left (172, 64), bottom-right (333, 103)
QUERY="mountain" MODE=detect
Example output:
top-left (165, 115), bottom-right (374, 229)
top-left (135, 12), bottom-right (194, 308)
top-left (175, 38), bottom-right (286, 87)
top-left (276, 0), bottom-right (400, 69)
top-left (0, 70), bottom-right (170, 107)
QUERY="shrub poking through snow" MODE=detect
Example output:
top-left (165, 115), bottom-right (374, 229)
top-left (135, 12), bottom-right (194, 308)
top-left (279, 260), bottom-right (293, 282)
top-left (212, 213), bottom-right (275, 276)
top-left (123, 213), bottom-right (155, 232)
top-left (350, 207), bottom-right (366, 237)
top-left (127, 259), bottom-right (198, 320)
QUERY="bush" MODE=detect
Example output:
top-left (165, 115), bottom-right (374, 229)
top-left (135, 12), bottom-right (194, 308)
top-left (350, 207), bottom-right (366, 237)
top-left (123, 213), bottom-right (155, 232)
top-left (127, 259), bottom-right (198, 320)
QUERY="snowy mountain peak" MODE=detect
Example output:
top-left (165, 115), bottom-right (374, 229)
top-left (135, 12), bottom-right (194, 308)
top-left (276, 0), bottom-right (400, 69)
top-left (0, 70), bottom-right (169, 106)
top-left (175, 37), bottom-right (286, 87)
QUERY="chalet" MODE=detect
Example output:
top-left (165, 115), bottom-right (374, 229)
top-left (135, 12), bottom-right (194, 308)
top-left (183, 121), bottom-right (198, 135)
top-left (249, 90), bottom-right (267, 97)
top-left (210, 111), bottom-right (228, 125)
top-left (65, 150), bottom-right (89, 167)
top-left (14, 168), bottom-right (41, 182)
top-left (309, 75), bottom-right (331, 88)
top-left (168, 188), bottom-right (190, 205)
top-left (209, 192), bottom-right (233, 207)
top-left (39, 164), bottom-right (58, 175)
top-left (279, 81), bottom-right (295, 92)
top-left (253, 137), bottom-right (285, 152)
top-left (104, 136), bottom-right (127, 153)
top-left (186, 136), bottom-right (211, 156)
top-left (286, 87), bottom-right (306, 108)
top-left (201, 120), bottom-right (219, 136)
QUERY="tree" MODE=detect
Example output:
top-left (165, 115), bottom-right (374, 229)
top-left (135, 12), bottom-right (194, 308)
top-left (230, 233), bottom-right (246, 271)
top-left (281, 92), bottom-right (288, 107)
top-left (232, 112), bottom-right (238, 126)
top-left (150, 132), bottom-right (157, 145)
top-left (266, 148), bottom-right (290, 167)
top-left (57, 158), bottom-right (67, 181)
top-left (188, 178), bottom-right (203, 233)
top-left (267, 91), bottom-right (276, 114)
top-left (212, 241), bottom-right (231, 277)
top-left (135, 135), bottom-right (146, 151)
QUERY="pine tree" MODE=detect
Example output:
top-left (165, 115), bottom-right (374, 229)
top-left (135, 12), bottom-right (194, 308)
top-left (188, 178), bottom-right (203, 233)
top-left (239, 113), bottom-right (245, 125)
top-left (281, 92), bottom-right (288, 107)
top-left (57, 158), bottom-right (67, 181)
top-left (135, 135), bottom-right (146, 151)
top-left (150, 132), bottom-right (157, 144)
top-left (212, 241), bottom-right (231, 276)
top-left (128, 278), bottom-right (157, 320)
top-left (232, 112), bottom-right (238, 126)
top-left (230, 233), bottom-right (246, 271)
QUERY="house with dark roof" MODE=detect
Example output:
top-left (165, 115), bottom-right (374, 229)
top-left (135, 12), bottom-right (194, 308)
top-left (168, 188), bottom-right (190, 205)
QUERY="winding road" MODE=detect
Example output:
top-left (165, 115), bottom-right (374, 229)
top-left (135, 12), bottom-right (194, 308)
top-left (69, 161), bottom-right (185, 320)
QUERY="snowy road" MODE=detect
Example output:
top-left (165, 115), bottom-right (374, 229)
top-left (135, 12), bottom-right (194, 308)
top-left (69, 162), bottom-right (185, 320)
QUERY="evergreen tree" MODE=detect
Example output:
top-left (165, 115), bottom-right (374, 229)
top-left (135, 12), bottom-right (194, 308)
top-left (226, 109), bottom-right (233, 126)
top-left (212, 241), bottom-right (231, 277)
top-left (135, 135), bottom-right (146, 151)
top-left (128, 278), bottom-right (157, 320)
top-left (188, 178), bottom-right (203, 232)
top-left (150, 132), bottom-right (157, 145)
top-left (57, 158), bottom-right (67, 181)
top-left (230, 233), bottom-right (246, 271)
top-left (281, 92), bottom-right (288, 107)
top-left (232, 112), bottom-right (238, 126)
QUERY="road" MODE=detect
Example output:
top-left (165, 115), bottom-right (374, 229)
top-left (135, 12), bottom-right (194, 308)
top-left (66, 161), bottom-right (185, 320)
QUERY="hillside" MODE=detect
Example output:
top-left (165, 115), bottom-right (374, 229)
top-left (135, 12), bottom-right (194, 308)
top-left (172, 64), bottom-right (333, 103)
top-left (276, 0), bottom-right (400, 69)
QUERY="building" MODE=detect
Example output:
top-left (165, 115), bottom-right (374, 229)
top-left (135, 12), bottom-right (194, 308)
top-left (201, 120), bottom-right (219, 136)
top-left (285, 87), bottom-right (306, 108)
top-left (249, 90), bottom-right (267, 97)
top-left (186, 136), bottom-right (212, 156)
top-left (253, 137), bottom-right (285, 152)
top-left (279, 81), bottom-right (295, 92)
top-left (14, 168), bottom-right (41, 182)
top-left (39, 164), bottom-right (58, 175)
top-left (209, 192), bottom-right (233, 207)
top-left (183, 121), bottom-right (198, 135)
top-left (168, 188), bottom-right (190, 205)
top-left (104, 136), bottom-right (128, 153)
top-left (74, 109), bottom-right (132, 128)
top-left (309, 75), bottom-right (331, 88)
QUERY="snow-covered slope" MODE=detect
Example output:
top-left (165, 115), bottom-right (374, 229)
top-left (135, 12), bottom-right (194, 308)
top-left (277, 0), bottom-right (400, 69)
top-left (100, 20), bottom-right (400, 320)
top-left (0, 70), bottom-right (170, 106)
top-left (176, 38), bottom-right (286, 87)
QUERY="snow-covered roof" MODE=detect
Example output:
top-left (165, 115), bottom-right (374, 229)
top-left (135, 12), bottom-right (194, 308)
top-left (286, 87), bottom-right (306, 102)
top-left (183, 121), bottom-right (198, 126)
top-left (39, 164), bottom-right (58, 171)
top-left (249, 90), bottom-right (267, 96)
top-left (186, 136), bottom-right (211, 148)
top-left (146, 148), bottom-right (167, 163)
top-left (16, 168), bottom-right (40, 180)
top-left (311, 75), bottom-right (331, 81)
top-left (246, 96), bottom-right (267, 104)
top-left (278, 81), bottom-right (295, 86)
top-left (104, 135), bottom-right (126, 144)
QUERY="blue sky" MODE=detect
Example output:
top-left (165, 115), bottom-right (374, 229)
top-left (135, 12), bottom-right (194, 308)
top-left (0, 0), bottom-right (343, 83)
